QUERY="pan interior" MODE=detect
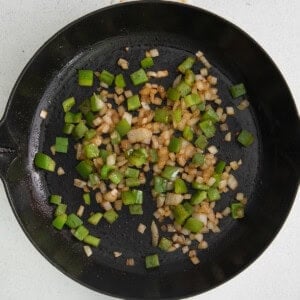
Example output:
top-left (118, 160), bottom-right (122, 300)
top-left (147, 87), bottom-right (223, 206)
top-left (29, 31), bottom-right (260, 282)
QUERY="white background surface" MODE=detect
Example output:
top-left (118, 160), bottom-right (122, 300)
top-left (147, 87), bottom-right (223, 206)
top-left (0, 1), bottom-right (299, 299)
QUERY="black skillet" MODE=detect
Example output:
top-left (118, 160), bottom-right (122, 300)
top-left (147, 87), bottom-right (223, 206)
top-left (0, 1), bottom-right (299, 299)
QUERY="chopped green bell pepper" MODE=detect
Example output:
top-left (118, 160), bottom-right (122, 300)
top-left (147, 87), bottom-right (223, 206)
top-left (34, 152), bottom-right (56, 172)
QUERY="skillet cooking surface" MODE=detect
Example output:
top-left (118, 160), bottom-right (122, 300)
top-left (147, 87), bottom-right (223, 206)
top-left (1, 2), bottom-right (299, 299)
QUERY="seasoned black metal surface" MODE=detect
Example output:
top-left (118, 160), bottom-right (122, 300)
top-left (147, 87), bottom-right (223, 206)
top-left (0, 1), bottom-right (299, 299)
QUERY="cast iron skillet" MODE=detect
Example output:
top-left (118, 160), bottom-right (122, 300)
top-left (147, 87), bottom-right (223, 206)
top-left (0, 1), bottom-right (299, 299)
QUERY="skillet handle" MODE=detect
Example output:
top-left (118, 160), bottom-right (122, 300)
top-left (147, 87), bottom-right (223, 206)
top-left (0, 120), bottom-right (17, 180)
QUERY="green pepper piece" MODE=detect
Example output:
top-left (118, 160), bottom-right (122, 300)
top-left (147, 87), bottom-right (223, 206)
top-left (122, 189), bottom-right (143, 205)
top-left (130, 68), bottom-right (148, 86)
top-left (88, 212), bottom-right (103, 225)
top-left (145, 254), bottom-right (160, 269)
top-left (129, 204), bottom-right (143, 215)
top-left (127, 95), bottom-right (141, 111)
top-left (79, 98), bottom-right (91, 115)
top-left (64, 112), bottom-right (82, 124)
top-left (161, 166), bottom-right (180, 181)
top-left (172, 109), bottom-right (182, 123)
top-left (207, 188), bottom-right (221, 201)
top-left (158, 237), bottom-right (172, 251)
top-left (197, 101), bottom-right (206, 112)
top-left (50, 194), bottom-right (62, 205)
top-left (83, 235), bottom-right (101, 247)
top-left (215, 160), bottom-right (226, 174)
top-left (99, 70), bottom-right (114, 86)
top-left (229, 83), bottom-right (246, 98)
top-left (99, 149), bottom-right (109, 162)
top-left (34, 152), bottom-right (56, 172)
top-left (194, 135), bottom-right (208, 150)
top-left (78, 70), bottom-right (94, 87)
top-left (52, 214), bottom-right (67, 230)
top-left (199, 120), bottom-right (216, 138)
top-left (115, 73), bottom-right (126, 88)
top-left (212, 173), bottom-right (222, 188)
top-left (190, 191), bottom-right (207, 205)
top-left (90, 93), bottom-right (104, 112)
top-left (154, 176), bottom-right (168, 193)
top-left (174, 178), bottom-right (187, 194)
top-left (172, 204), bottom-right (189, 225)
top-left (202, 108), bottom-right (219, 123)
top-left (85, 111), bottom-right (95, 128)
top-left (154, 108), bottom-right (170, 123)
top-left (148, 149), bottom-right (158, 163)
top-left (88, 173), bottom-right (100, 186)
top-left (108, 170), bottom-right (123, 184)
top-left (182, 202), bottom-right (193, 216)
top-left (75, 160), bottom-right (93, 179)
top-left (167, 87), bottom-right (181, 101)
top-left (192, 153), bottom-right (205, 166)
top-left (84, 129), bottom-right (96, 140)
top-left (131, 189), bottom-right (143, 204)
top-left (178, 56), bottom-right (195, 74)
top-left (125, 167), bottom-right (140, 179)
top-left (100, 164), bottom-right (115, 180)
top-left (55, 203), bottom-right (67, 216)
top-left (83, 193), bottom-right (91, 205)
top-left (65, 214), bottom-right (83, 229)
top-left (110, 131), bottom-right (121, 145)
top-left (184, 93), bottom-right (201, 107)
top-left (184, 217), bottom-right (204, 233)
top-left (183, 126), bottom-right (194, 141)
top-left (73, 225), bottom-right (89, 241)
top-left (168, 137), bottom-right (182, 153)
top-left (176, 81), bottom-right (191, 97)
top-left (141, 57), bottom-right (154, 68)
top-left (192, 182), bottom-right (210, 190)
top-left (122, 190), bottom-right (135, 205)
top-left (231, 203), bottom-right (245, 219)
top-left (185, 70), bottom-right (195, 86)
top-left (63, 123), bottom-right (75, 135)
top-left (73, 122), bottom-right (88, 139)
top-left (103, 209), bottom-right (119, 224)
top-left (127, 149), bottom-right (148, 167)
top-left (237, 130), bottom-right (254, 147)
top-left (115, 119), bottom-right (131, 137)
top-left (84, 143), bottom-right (99, 159)
top-left (125, 178), bottom-right (140, 187)
top-left (62, 97), bottom-right (75, 112)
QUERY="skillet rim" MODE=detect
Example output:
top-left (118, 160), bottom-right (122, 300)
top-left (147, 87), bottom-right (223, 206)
top-left (1, 1), bottom-right (299, 299)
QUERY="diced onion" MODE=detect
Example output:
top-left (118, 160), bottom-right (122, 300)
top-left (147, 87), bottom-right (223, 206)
top-left (137, 223), bottom-right (147, 234)
top-left (190, 256), bottom-right (200, 265)
top-left (165, 193), bottom-right (183, 206)
top-left (226, 106), bottom-right (235, 115)
top-left (107, 153), bottom-right (116, 166)
top-left (207, 145), bottom-right (218, 154)
top-left (236, 192), bottom-right (244, 201)
top-left (57, 167), bottom-right (65, 176)
top-left (224, 132), bottom-right (232, 142)
top-left (40, 109), bottom-right (48, 119)
top-left (237, 99), bottom-right (250, 110)
top-left (77, 205), bottom-right (85, 217)
top-left (151, 221), bottom-right (159, 247)
top-left (101, 201), bottom-right (113, 211)
top-left (126, 258), bottom-right (135, 266)
top-left (83, 245), bottom-right (92, 257)
top-left (149, 48), bottom-right (159, 57)
top-left (227, 174), bottom-right (238, 190)
top-left (113, 251), bottom-right (122, 258)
